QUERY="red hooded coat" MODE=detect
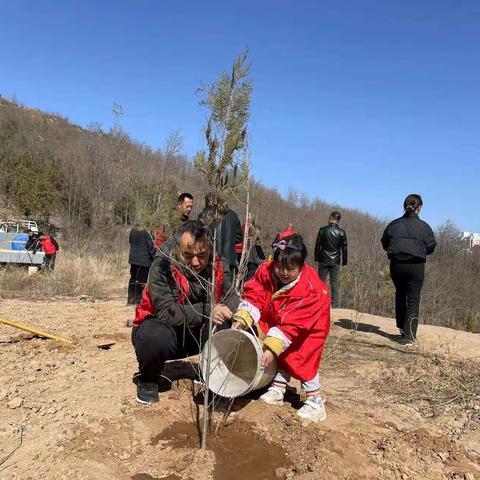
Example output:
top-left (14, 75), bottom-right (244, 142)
top-left (241, 261), bottom-right (330, 381)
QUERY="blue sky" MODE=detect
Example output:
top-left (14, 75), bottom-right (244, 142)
top-left (1, 1), bottom-right (479, 230)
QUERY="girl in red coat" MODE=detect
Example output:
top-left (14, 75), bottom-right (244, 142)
top-left (232, 234), bottom-right (331, 422)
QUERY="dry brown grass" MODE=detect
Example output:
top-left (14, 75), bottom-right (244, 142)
top-left (0, 249), bottom-right (127, 300)
top-left (374, 352), bottom-right (480, 437)
top-left (324, 329), bottom-right (480, 438)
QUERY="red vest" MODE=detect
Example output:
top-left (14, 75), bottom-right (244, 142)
top-left (154, 226), bottom-right (167, 248)
top-left (133, 257), bottom-right (224, 327)
top-left (40, 236), bottom-right (57, 255)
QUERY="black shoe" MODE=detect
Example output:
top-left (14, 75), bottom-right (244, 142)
top-left (136, 381), bottom-right (159, 404)
top-left (399, 337), bottom-right (416, 346)
top-left (132, 372), bottom-right (172, 392)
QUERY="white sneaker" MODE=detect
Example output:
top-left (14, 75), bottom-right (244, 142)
top-left (297, 397), bottom-right (327, 422)
top-left (259, 386), bottom-right (285, 405)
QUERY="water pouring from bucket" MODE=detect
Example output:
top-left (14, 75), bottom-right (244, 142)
top-left (200, 329), bottom-right (277, 398)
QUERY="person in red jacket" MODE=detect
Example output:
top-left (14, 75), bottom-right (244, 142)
top-left (279, 222), bottom-right (295, 238)
top-left (232, 234), bottom-right (331, 422)
top-left (39, 232), bottom-right (59, 271)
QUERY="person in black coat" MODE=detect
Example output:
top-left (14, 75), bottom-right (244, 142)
top-left (198, 193), bottom-right (243, 285)
top-left (381, 194), bottom-right (436, 344)
top-left (25, 230), bottom-right (41, 252)
top-left (314, 211), bottom-right (348, 308)
top-left (128, 226), bottom-right (156, 304)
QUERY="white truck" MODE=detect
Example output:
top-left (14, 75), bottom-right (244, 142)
top-left (0, 219), bottom-right (45, 266)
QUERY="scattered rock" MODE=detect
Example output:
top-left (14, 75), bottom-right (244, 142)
top-left (464, 473), bottom-right (475, 480)
top-left (437, 451), bottom-right (448, 462)
top-left (8, 397), bottom-right (24, 409)
top-left (275, 467), bottom-right (288, 479)
top-left (283, 416), bottom-right (294, 427)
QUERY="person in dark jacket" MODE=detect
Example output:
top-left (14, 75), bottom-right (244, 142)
top-left (314, 211), bottom-right (347, 308)
top-left (25, 230), bottom-right (41, 252)
top-left (177, 192), bottom-right (194, 223)
top-left (236, 220), bottom-right (266, 282)
top-left (381, 194), bottom-right (436, 344)
top-left (128, 226), bottom-right (156, 305)
top-left (198, 193), bottom-right (243, 285)
top-left (131, 220), bottom-right (239, 404)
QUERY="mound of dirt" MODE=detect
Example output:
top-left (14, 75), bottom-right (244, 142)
top-left (0, 299), bottom-right (479, 479)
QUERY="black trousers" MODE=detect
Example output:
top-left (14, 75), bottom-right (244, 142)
top-left (132, 317), bottom-right (229, 382)
top-left (390, 262), bottom-right (425, 340)
top-left (44, 253), bottom-right (56, 271)
top-left (318, 264), bottom-right (341, 307)
top-left (128, 264), bottom-right (149, 305)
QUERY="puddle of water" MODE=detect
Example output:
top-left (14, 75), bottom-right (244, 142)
top-left (153, 420), bottom-right (290, 480)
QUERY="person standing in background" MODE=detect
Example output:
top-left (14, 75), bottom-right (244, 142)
top-left (177, 193), bottom-right (194, 223)
top-left (198, 193), bottom-right (243, 286)
top-left (314, 211), bottom-right (347, 308)
top-left (34, 230), bottom-right (59, 271)
top-left (272, 223), bottom-right (295, 245)
top-left (128, 225), bottom-right (156, 305)
top-left (381, 194), bottom-right (436, 345)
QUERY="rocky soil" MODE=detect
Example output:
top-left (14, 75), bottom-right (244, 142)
top-left (0, 299), bottom-right (479, 480)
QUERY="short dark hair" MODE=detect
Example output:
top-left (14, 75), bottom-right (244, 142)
top-left (403, 194), bottom-right (423, 213)
top-left (174, 220), bottom-right (208, 245)
top-left (178, 192), bottom-right (193, 204)
top-left (329, 211), bottom-right (341, 222)
top-left (273, 234), bottom-right (307, 269)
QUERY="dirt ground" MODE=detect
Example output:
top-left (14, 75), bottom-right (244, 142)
top-left (0, 298), bottom-right (479, 480)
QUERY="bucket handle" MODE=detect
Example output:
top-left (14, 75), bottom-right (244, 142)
top-left (211, 321), bottom-right (265, 370)
top-left (246, 324), bottom-right (266, 371)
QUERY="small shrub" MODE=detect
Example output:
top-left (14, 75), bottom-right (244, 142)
top-left (464, 312), bottom-right (479, 333)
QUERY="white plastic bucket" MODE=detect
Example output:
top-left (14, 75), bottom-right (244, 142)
top-left (200, 329), bottom-right (277, 398)
top-left (28, 266), bottom-right (39, 276)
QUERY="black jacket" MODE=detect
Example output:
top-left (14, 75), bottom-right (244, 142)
top-left (381, 213), bottom-right (436, 263)
top-left (314, 223), bottom-right (348, 266)
top-left (148, 251), bottom-right (239, 329)
top-left (198, 208), bottom-right (243, 267)
top-left (128, 227), bottom-right (156, 268)
top-left (25, 235), bottom-right (40, 252)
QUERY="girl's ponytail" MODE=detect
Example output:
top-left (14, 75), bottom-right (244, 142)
top-left (403, 194), bottom-right (423, 213)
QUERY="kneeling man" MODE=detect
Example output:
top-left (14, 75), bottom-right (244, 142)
top-left (132, 220), bottom-right (239, 404)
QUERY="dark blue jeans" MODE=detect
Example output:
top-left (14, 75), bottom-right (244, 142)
top-left (318, 264), bottom-right (340, 307)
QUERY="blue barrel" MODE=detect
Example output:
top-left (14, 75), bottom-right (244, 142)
top-left (11, 233), bottom-right (28, 250)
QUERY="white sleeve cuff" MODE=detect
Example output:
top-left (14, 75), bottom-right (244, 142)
top-left (238, 300), bottom-right (261, 323)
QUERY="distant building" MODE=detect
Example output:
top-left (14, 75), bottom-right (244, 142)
top-left (462, 232), bottom-right (480, 251)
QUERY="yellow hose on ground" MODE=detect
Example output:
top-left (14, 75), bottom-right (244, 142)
top-left (0, 316), bottom-right (73, 345)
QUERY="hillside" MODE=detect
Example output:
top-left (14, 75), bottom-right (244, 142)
top-left (0, 298), bottom-right (479, 479)
top-left (0, 96), bottom-right (479, 331)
